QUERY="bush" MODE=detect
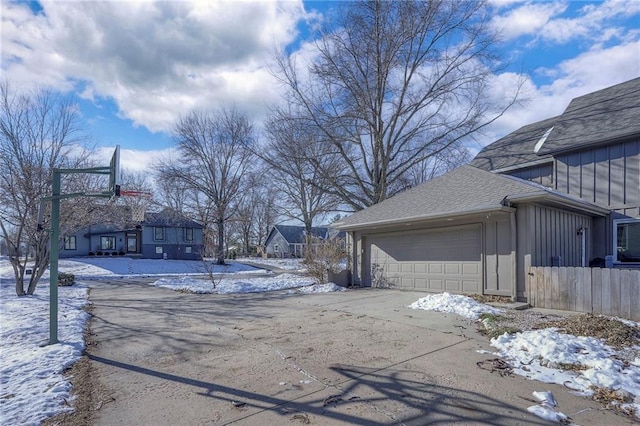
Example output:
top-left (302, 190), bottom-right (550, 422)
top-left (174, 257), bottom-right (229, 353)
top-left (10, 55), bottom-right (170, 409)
top-left (305, 236), bottom-right (346, 284)
top-left (58, 272), bottom-right (75, 286)
top-left (88, 252), bottom-right (95, 256)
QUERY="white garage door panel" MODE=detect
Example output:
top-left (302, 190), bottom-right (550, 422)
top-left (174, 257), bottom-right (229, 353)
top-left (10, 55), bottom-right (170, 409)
top-left (368, 225), bottom-right (482, 293)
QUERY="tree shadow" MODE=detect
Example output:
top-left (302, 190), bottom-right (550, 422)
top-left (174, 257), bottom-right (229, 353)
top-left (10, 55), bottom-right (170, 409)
top-left (88, 354), bottom-right (547, 425)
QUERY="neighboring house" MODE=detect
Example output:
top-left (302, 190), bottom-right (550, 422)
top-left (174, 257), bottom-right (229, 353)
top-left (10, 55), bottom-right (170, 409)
top-left (265, 224), bottom-right (330, 258)
top-left (60, 209), bottom-right (204, 260)
top-left (334, 78), bottom-right (639, 301)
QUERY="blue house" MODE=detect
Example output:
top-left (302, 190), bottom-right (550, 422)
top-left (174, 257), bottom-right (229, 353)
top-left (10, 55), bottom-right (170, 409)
top-left (60, 209), bottom-right (204, 260)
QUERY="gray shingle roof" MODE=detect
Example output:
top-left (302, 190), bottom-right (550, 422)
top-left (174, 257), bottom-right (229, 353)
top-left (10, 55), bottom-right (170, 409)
top-left (471, 77), bottom-right (640, 171)
top-left (538, 78), bottom-right (640, 154)
top-left (144, 209), bottom-right (203, 228)
top-left (334, 165), bottom-right (606, 230)
top-left (272, 225), bottom-right (328, 244)
top-left (470, 116), bottom-right (555, 171)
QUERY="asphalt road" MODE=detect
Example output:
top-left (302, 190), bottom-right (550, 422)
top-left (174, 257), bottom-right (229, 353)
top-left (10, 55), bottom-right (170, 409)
top-left (84, 279), bottom-right (631, 425)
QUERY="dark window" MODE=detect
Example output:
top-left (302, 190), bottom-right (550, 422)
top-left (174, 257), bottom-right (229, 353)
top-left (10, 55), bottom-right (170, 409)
top-left (154, 227), bottom-right (164, 241)
top-left (100, 236), bottom-right (116, 250)
top-left (185, 227), bottom-right (194, 241)
top-left (64, 236), bottom-right (76, 250)
top-left (615, 220), bottom-right (640, 263)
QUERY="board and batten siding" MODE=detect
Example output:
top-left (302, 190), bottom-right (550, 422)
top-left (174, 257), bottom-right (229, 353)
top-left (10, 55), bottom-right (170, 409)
top-left (508, 163), bottom-right (554, 187)
top-left (555, 139), bottom-right (640, 217)
top-left (516, 203), bottom-right (592, 301)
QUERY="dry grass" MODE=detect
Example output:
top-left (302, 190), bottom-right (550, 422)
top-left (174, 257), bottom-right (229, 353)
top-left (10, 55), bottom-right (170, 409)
top-left (535, 314), bottom-right (640, 349)
top-left (469, 294), bottom-right (512, 304)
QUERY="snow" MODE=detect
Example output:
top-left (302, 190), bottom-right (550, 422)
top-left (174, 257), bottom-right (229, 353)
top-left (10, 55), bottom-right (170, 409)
top-left (153, 273), bottom-right (318, 294)
top-left (0, 257), bottom-right (342, 425)
top-left (235, 257), bottom-right (307, 271)
top-left (409, 292), bottom-right (640, 421)
top-left (0, 279), bottom-right (89, 425)
top-left (408, 292), bottom-right (503, 320)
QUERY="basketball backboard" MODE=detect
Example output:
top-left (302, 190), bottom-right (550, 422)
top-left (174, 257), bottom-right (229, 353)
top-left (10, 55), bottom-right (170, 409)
top-left (108, 145), bottom-right (121, 197)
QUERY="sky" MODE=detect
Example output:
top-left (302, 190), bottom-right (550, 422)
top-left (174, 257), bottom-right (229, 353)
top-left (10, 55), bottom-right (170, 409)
top-left (1, 0), bottom-right (639, 172)
top-left (1, 256), bottom-right (638, 424)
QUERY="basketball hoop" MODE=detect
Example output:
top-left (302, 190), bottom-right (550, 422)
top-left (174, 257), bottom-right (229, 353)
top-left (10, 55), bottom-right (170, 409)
top-left (120, 190), bottom-right (152, 222)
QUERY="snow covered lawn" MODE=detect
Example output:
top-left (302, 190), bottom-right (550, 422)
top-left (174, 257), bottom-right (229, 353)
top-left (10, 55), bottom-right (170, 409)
top-left (0, 257), bottom-right (343, 425)
top-left (0, 280), bottom-right (89, 425)
top-left (409, 292), bottom-right (640, 422)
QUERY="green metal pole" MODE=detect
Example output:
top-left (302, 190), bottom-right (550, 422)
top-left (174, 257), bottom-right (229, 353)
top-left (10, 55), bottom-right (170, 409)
top-left (49, 170), bottom-right (60, 345)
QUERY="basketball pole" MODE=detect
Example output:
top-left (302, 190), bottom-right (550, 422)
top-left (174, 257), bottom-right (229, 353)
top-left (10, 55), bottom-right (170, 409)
top-left (41, 145), bottom-right (120, 346)
top-left (49, 170), bottom-right (61, 345)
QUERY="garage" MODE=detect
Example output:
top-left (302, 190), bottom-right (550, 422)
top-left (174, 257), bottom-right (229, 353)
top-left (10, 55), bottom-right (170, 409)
top-left (366, 225), bottom-right (483, 294)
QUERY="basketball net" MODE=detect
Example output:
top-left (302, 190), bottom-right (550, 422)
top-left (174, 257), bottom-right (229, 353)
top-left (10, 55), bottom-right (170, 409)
top-left (119, 190), bottom-right (152, 222)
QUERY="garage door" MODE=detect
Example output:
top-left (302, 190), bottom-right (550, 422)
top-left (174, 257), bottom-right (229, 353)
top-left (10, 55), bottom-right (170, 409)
top-left (367, 225), bottom-right (482, 293)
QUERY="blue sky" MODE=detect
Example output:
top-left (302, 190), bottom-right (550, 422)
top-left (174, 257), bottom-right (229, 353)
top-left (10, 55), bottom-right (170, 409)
top-left (2, 0), bottom-right (639, 172)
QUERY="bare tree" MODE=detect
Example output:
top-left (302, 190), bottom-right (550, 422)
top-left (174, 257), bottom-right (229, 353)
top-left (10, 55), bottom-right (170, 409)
top-left (262, 114), bottom-right (342, 232)
top-left (159, 108), bottom-right (254, 264)
top-left (0, 80), bottom-right (93, 295)
top-left (273, 0), bottom-right (521, 210)
top-left (253, 180), bottom-right (279, 258)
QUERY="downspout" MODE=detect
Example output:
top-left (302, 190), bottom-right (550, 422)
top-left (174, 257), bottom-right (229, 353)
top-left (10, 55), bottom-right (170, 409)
top-left (578, 226), bottom-right (587, 267)
top-left (510, 209), bottom-right (517, 302)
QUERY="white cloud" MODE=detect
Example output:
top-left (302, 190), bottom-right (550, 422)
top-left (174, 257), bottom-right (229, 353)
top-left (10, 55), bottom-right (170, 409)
top-left (479, 41), bottom-right (640, 147)
top-left (492, 0), bottom-right (640, 44)
top-left (1, 0), bottom-right (309, 132)
top-left (491, 1), bottom-right (567, 40)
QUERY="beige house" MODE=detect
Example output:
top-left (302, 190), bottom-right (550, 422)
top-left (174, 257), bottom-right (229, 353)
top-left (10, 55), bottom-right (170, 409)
top-left (333, 78), bottom-right (639, 302)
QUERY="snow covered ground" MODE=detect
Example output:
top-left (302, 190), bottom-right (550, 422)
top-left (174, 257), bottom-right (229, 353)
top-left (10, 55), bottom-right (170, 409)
top-left (410, 293), bottom-right (640, 422)
top-left (235, 256), bottom-right (307, 271)
top-left (0, 257), bottom-right (340, 425)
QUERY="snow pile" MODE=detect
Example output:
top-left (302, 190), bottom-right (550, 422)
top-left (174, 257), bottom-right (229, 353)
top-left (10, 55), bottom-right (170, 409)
top-left (526, 390), bottom-right (569, 423)
top-left (0, 281), bottom-right (90, 425)
top-left (492, 328), bottom-right (640, 416)
top-left (236, 257), bottom-right (306, 271)
top-left (297, 283), bottom-right (346, 293)
top-left (153, 274), bottom-right (320, 294)
top-left (408, 292), bottom-right (502, 320)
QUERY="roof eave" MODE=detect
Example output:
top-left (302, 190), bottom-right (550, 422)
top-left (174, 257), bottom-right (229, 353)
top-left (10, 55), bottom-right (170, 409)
top-left (539, 130), bottom-right (640, 156)
top-left (334, 205), bottom-right (514, 231)
top-left (489, 157), bottom-right (554, 174)
top-left (507, 191), bottom-right (609, 216)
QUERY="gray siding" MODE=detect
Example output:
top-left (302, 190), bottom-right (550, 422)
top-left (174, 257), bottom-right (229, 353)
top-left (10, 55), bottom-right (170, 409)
top-left (516, 203), bottom-right (593, 300)
top-left (141, 225), bottom-right (203, 260)
top-left (349, 212), bottom-right (516, 298)
top-left (555, 139), bottom-right (640, 216)
top-left (266, 233), bottom-right (290, 257)
top-left (508, 163), bottom-right (553, 187)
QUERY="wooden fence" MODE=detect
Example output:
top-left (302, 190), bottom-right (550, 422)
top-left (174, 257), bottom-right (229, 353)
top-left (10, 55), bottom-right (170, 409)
top-left (527, 267), bottom-right (640, 321)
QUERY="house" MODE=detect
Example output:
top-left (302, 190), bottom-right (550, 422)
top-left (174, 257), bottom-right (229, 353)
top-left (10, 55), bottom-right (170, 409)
top-left (334, 78), bottom-right (639, 301)
top-left (60, 208), bottom-right (204, 260)
top-left (265, 224), bottom-right (330, 258)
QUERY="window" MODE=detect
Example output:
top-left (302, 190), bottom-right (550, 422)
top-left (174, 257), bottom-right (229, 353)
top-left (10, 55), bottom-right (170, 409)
top-left (64, 236), bottom-right (76, 250)
top-left (154, 227), bottom-right (164, 241)
top-left (185, 227), bottom-right (194, 241)
top-left (614, 219), bottom-right (640, 263)
top-left (100, 236), bottom-right (116, 250)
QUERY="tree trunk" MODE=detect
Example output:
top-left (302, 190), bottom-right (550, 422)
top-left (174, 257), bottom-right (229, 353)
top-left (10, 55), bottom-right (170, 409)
top-left (216, 219), bottom-right (225, 265)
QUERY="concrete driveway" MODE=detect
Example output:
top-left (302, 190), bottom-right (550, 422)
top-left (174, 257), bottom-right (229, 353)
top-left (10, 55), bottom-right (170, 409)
top-left (85, 278), bottom-right (629, 425)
